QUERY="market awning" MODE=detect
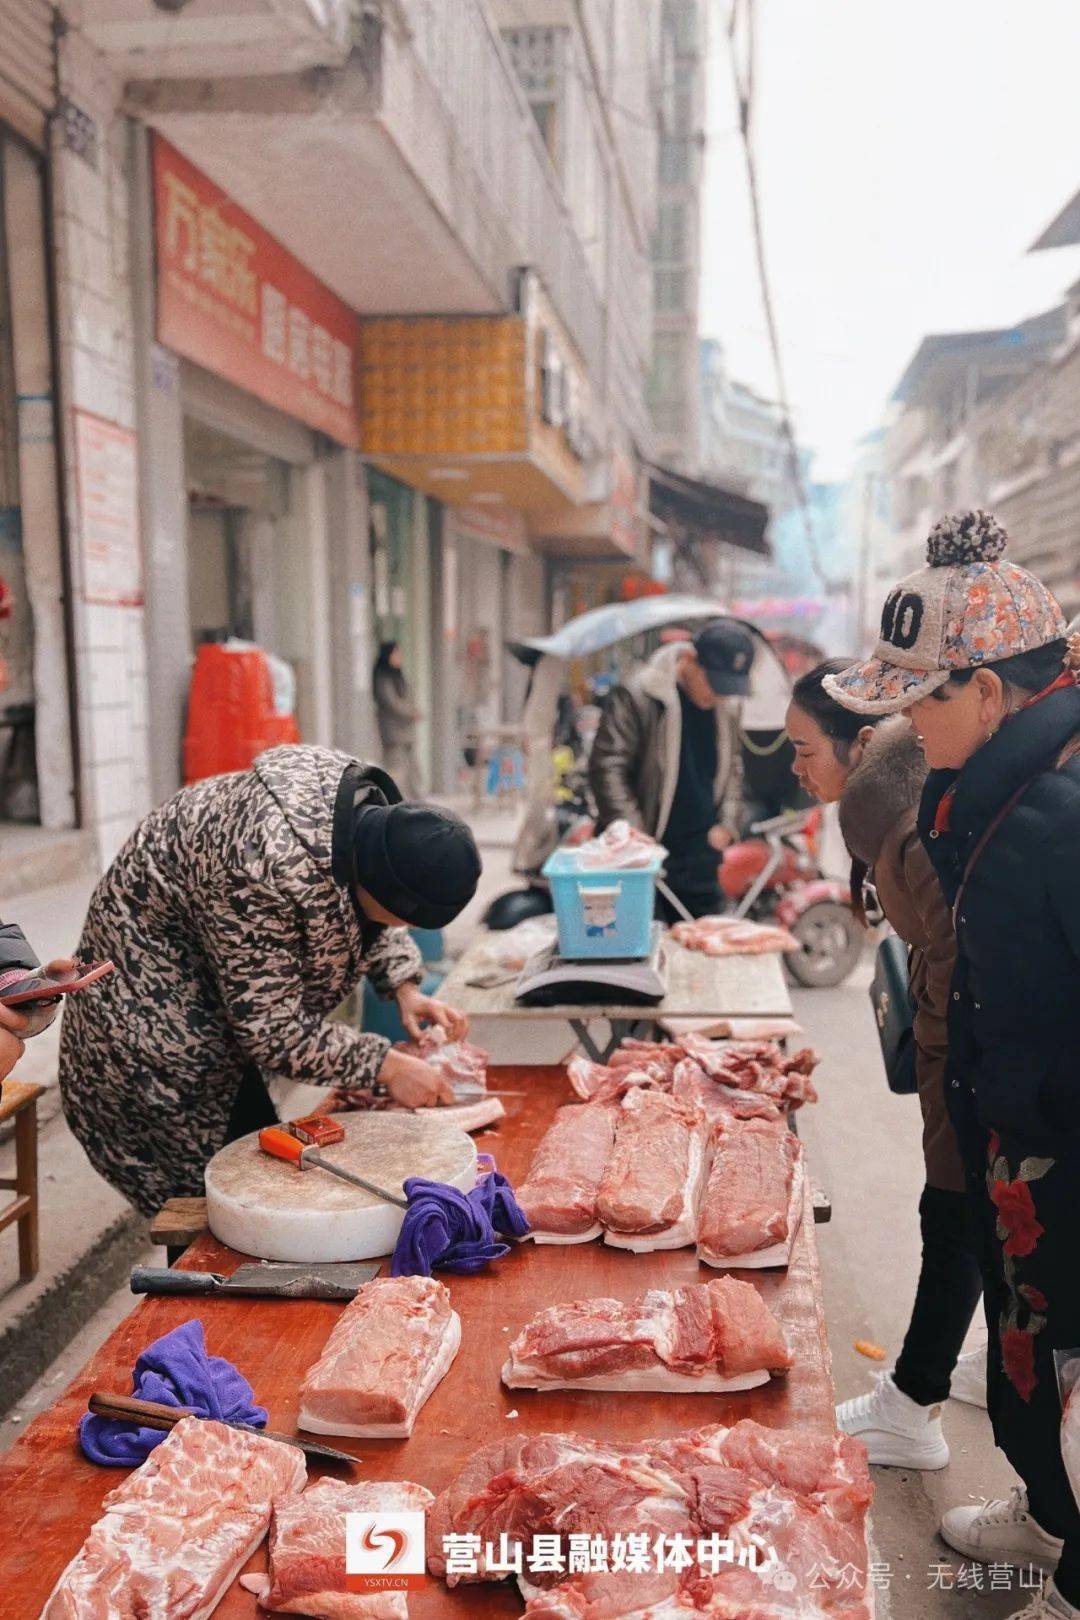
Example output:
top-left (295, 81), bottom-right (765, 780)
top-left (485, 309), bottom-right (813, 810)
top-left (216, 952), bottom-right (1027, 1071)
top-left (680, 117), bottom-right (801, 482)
top-left (647, 464), bottom-right (770, 558)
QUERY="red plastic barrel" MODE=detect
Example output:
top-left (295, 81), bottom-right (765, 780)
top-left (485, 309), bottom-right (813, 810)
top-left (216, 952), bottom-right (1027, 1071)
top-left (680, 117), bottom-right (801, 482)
top-left (183, 643), bottom-right (300, 784)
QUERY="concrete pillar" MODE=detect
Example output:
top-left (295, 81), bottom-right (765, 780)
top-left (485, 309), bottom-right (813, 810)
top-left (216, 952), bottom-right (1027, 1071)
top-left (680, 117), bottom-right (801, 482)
top-left (428, 503), bottom-right (459, 796)
top-left (324, 449), bottom-right (375, 759)
top-left (409, 493), bottom-right (433, 792)
top-left (2, 140), bottom-right (76, 829)
top-left (302, 457), bottom-right (333, 747)
top-left (128, 123), bottom-right (191, 805)
top-left (242, 512), bottom-right (277, 651)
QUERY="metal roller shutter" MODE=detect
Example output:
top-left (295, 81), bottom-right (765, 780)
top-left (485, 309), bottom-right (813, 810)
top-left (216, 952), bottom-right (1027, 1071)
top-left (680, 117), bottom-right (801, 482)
top-left (0, 0), bottom-right (56, 150)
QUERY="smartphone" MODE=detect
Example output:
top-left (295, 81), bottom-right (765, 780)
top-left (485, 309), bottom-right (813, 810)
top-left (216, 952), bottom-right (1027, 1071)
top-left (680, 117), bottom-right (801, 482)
top-left (0, 960), bottom-right (115, 1006)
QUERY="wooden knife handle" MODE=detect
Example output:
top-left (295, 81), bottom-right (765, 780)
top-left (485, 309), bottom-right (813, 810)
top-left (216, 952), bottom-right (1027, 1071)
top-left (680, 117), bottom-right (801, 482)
top-left (88, 1393), bottom-right (196, 1430)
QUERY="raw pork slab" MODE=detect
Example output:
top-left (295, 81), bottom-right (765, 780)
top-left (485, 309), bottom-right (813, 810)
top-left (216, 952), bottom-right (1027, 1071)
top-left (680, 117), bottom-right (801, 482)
top-left (299, 1275), bottom-right (460, 1438)
top-left (503, 1275), bottom-right (791, 1392)
top-left (671, 915), bottom-right (799, 956)
top-left (41, 1416), bottom-right (305, 1620)
top-left (598, 1089), bottom-right (704, 1251)
top-left (241, 1478), bottom-right (433, 1617)
top-left (427, 1418), bottom-right (873, 1617)
top-left (516, 1101), bottom-right (617, 1242)
top-left (697, 1117), bottom-right (803, 1269)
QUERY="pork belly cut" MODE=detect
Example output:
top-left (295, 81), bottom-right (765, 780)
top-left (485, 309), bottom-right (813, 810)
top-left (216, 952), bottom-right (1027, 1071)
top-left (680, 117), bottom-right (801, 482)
top-left (298, 1275), bottom-right (460, 1439)
top-left (516, 1101), bottom-right (617, 1242)
top-left (597, 1089), bottom-right (704, 1251)
top-left (41, 1416), bottom-right (305, 1620)
top-left (697, 1116), bottom-right (803, 1269)
top-left (241, 1478), bottom-right (434, 1618)
top-left (503, 1276), bottom-right (791, 1392)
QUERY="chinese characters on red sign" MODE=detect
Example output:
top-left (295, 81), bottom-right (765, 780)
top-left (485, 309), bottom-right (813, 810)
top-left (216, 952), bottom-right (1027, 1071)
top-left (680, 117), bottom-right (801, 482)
top-left (152, 135), bottom-right (361, 448)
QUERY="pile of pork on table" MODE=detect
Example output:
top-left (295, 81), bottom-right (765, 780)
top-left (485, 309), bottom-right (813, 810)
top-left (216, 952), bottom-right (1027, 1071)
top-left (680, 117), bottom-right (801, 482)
top-left (42, 1028), bottom-right (874, 1620)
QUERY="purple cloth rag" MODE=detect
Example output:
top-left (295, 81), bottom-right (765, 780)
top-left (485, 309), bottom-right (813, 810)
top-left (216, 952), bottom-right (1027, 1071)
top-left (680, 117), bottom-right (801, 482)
top-left (392, 1155), bottom-right (530, 1277)
top-left (78, 1317), bottom-right (267, 1466)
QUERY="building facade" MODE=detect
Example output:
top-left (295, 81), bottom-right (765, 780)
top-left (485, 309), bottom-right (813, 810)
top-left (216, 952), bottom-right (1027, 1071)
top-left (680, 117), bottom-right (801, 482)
top-left (0, 0), bottom-right (667, 869)
top-left (880, 306), bottom-right (1068, 587)
top-left (648, 0), bottom-right (707, 470)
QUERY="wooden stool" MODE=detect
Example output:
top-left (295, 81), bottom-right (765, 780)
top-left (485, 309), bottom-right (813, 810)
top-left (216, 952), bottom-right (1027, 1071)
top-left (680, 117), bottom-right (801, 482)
top-left (0, 1078), bottom-right (44, 1281)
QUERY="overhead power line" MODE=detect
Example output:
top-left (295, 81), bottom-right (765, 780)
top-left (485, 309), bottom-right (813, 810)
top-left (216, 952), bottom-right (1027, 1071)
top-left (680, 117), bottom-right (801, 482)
top-left (724, 0), bottom-right (829, 591)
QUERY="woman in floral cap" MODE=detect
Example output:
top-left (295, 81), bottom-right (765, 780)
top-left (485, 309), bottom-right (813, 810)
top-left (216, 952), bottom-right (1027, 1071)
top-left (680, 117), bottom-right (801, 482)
top-left (828, 510), bottom-right (1080, 1620)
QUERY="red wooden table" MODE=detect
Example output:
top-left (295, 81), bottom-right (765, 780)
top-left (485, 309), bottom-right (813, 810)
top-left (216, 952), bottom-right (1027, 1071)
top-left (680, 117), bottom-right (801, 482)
top-left (0, 1067), bottom-right (838, 1616)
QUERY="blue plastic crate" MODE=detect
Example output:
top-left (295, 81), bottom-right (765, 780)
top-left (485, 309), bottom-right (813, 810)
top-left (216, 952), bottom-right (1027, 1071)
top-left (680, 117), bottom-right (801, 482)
top-left (542, 847), bottom-right (663, 960)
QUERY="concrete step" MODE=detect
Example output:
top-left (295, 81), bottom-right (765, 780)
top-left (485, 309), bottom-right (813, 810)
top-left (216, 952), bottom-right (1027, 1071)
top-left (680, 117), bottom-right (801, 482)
top-left (0, 1105), bottom-right (147, 1418)
top-left (0, 825), bottom-right (96, 902)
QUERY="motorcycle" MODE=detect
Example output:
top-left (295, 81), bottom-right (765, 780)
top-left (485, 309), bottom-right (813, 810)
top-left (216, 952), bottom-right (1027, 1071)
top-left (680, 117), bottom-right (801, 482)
top-left (719, 808), bottom-right (863, 988)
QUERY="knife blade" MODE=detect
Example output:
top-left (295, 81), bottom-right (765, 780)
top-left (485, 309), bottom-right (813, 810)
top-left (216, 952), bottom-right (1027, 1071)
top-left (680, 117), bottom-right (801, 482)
top-left (130, 1261), bottom-right (380, 1301)
top-left (88, 1392), bottom-right (356, 1468)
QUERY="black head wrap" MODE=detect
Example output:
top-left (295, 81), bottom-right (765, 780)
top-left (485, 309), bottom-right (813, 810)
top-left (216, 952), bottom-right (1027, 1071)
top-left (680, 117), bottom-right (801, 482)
top-left (352, 801), bottom-right (481, 929)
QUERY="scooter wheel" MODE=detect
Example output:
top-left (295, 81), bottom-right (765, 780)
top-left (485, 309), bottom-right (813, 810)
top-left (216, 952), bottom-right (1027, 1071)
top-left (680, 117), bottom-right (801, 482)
top-left (785, 901), bottom-right (864, 988)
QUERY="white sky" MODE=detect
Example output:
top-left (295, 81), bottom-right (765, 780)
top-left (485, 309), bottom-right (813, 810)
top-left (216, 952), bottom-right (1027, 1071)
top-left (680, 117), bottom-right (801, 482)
top-left (700, 0), bottom-right (1080, 480)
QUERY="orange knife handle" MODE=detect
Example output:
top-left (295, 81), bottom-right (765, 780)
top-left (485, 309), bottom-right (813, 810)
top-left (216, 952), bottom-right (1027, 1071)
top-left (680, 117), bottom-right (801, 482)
top-left (258, 1126), bottom-right (307, 1166)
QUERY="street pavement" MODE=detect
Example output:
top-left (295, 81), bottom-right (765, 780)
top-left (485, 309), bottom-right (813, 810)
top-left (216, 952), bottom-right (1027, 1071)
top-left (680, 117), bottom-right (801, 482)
top-left (0, 806), bottom-right (1037, 1616)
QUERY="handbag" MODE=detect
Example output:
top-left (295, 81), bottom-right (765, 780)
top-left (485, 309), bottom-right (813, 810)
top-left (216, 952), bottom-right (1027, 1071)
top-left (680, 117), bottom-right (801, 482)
top-left (869, 930), bottom-right (918, 1095)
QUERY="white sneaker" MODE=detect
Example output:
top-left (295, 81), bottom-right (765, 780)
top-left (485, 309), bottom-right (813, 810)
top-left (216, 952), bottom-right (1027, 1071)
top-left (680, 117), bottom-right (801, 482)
top-left (1007, 1578), bottom-right (1079, 1618)
top-left (835, 1369), bottom-right (950, 1468)
top-left (951, 1343), bottom-right (989, 1409)
top-left (940, 1487), bottom-right (1063, 1574)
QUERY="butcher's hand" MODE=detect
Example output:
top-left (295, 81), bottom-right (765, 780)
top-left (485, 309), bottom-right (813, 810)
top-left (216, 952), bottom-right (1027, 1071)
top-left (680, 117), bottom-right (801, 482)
top-left (395, 981), bottom-right (468, 1043)
top-left (380, 1047), bottom-right (455, 1108)
top-left (0, 1002), bottom-right (28, 1083)
top-left (707, 826), bottom-right (734, 852)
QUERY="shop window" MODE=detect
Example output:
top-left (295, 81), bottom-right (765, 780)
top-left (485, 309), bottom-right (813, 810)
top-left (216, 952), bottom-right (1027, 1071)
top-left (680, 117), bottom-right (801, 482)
top-left (502, 25), bottom-right (566, 171)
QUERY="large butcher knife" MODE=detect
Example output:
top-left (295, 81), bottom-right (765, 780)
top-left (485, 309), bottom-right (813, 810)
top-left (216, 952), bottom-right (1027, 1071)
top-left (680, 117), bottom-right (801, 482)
top-left (130, 1259), bottom-right (380, 1300)
top-left (88, 1392), bottom-right (356, 1467)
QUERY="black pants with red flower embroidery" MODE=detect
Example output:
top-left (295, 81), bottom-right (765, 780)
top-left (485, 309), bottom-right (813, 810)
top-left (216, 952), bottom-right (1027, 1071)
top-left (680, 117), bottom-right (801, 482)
top-left (966, 1131), bottom-right (1080, 1601)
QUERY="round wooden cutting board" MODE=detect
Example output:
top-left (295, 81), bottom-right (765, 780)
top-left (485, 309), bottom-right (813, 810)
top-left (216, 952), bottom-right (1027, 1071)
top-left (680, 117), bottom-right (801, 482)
top-left (205, 1113), bottom-right (477, 1261)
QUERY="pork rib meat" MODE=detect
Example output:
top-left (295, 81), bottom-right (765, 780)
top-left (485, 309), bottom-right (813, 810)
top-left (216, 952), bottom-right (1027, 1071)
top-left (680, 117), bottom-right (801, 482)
top-left (298, 1275), bottom-right (460, 1438)
top-left (516, 1101), bottom-right (617, 1243)
top-left (427, 1418), bottom-right (873, 1618)
top-left (597, 1089), bottom-right (705, 1251)
top-left (697, 1116), bottom-right (803, 1269)
top-left (503, 1276), bottom-right (791, 1392)
top-left (241, 1478), bottom-right (434, 1618)
top-left (41, 1416), bottom-right (306, 1620)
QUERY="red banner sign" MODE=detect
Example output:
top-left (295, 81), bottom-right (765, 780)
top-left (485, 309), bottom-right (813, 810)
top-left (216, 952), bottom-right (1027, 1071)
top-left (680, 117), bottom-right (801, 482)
top-left (153, 135), bottom-right (361, 448)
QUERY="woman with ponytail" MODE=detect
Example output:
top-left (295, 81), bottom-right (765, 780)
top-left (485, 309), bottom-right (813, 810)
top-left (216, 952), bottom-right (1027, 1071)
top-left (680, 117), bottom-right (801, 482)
top-left (829, 511), bottom-right (1080, 1620)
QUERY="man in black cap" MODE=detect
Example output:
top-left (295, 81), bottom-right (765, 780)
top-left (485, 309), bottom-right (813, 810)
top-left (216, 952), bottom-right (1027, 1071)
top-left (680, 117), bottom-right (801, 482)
top-left (588, 619), bottom-right (754, 919)
top-left (58, 745), bottom-right (482, 1215)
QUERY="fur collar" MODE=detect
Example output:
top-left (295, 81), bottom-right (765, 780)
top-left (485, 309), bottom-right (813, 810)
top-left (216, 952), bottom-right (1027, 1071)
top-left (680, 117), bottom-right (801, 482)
top-left (839, 717), bottom-right (929, 866)
top-left (636, 641), bottom-right (687, 705)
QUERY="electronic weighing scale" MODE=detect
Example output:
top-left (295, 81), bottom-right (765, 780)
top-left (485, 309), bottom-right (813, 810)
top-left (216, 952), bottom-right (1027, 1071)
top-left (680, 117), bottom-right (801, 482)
top-left (515, 921), bottom-right (668, 1007)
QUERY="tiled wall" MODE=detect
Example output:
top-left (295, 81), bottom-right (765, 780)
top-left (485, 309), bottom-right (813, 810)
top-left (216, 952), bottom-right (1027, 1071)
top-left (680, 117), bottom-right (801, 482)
top-left (54, 27), bottom-right (151, 869)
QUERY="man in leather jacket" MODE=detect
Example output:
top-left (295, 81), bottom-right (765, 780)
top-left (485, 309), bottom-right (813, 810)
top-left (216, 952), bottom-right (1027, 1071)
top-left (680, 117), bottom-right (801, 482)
top-left (588, 620), bottom-right (753, 918)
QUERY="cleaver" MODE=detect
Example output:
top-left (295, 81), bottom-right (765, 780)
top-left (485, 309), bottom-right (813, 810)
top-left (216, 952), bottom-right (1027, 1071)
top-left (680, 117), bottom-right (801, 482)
top-left (130, 1260), bottom-right (380, 1301)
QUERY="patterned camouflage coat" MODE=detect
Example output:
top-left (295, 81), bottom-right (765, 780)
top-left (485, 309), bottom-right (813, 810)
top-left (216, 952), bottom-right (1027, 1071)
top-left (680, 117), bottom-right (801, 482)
top-left (59, 746), bottom-right (422, 1215)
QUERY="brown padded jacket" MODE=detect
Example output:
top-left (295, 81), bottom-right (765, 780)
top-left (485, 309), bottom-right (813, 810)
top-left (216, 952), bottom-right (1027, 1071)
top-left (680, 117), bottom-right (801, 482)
top-left (588, 643), bottom-right (744, 840)
top-left (839, 717), bottom-right (964, 1192)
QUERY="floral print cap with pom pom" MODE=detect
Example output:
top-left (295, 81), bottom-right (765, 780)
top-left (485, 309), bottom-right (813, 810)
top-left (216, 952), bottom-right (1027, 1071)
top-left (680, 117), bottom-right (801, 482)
top-left (823, 509), bottom-right (1067, 715)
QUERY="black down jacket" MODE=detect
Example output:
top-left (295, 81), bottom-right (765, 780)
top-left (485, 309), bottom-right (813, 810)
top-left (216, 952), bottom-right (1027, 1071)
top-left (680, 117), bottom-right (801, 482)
top-left (919, 683), bottom-right (1080, 1162)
